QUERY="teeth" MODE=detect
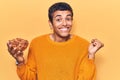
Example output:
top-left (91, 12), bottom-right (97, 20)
top-left (60, 28), bottom-right (68, 31)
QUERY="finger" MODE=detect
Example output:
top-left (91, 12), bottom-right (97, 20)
top-left (13, 53), bottom-right (17, 58)
top-left (13, 50), bottom-right (23, 59)
top-left (7, 42), bottom-right (10, 48)
top-left (17, 50), bottom-right (23, 55)
top-left (92, 42), bottom-right (97, 46)
top-left (100, 43), bottom-right (104, 48)
top-left (91, 39), bottom-right (97, 46)
top-left (7, 40), bottom-right (16, 48)
top-left (7, 42), bottom-right (14, 53)
top-left (94, 40), bottom-right (104, 49)
top-left (7, 41), bottom-right (12, 48)
top-left (10, 47), bottom-right (17, 55)
top-left (91, 39), bottom-right (97, 43)
top-left (10, 47), bottom-right (20, 56)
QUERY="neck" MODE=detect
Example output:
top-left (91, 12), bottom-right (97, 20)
top-left (50, 33), bottom-right (71, 42)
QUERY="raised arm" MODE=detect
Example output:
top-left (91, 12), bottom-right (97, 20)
top-left (7, 38), bottom-right (37, 80)
top-left (7, 38), bottom-right (28, 65)
top-left (77, 39), bottom-right (104, 80)
top-left (88, 39), bottom-right (104, 59)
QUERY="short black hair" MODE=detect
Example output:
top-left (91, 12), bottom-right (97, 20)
top-left (48, 2), bottom-right (73, 23)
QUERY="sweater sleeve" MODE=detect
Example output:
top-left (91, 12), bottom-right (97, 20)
top-left (16, 43), bottom-right (37, 80)
top-left (77, 51), bottom-right (96, 80)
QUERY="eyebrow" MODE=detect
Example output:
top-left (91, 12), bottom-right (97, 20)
top-left (54, 15), bottom-right (61, 18)
top-left (54, 14), bottom-right (72, 18)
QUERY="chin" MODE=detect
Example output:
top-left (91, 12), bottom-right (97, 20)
top-left (60, 33), bottom-right (70, 38)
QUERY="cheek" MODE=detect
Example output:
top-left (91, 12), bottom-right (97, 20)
top-left (67, 21), bottom-right (72, 26)
top-left (53, 22), bottom-right (62, 27)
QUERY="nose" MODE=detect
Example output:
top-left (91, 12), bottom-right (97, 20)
top-left (62, 19), bottom-right (67, 26)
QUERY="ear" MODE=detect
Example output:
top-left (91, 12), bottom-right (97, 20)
top-left (48, 20), bottom-right (53, 29)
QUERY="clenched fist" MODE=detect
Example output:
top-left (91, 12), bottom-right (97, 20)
top-left (7, 38), bottom-right (29, 64)
top-left (88, 39), bottom-right (104, 59)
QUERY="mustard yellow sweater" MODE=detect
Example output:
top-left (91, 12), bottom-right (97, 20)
top-left (17, 34), bottom-right (96, 80)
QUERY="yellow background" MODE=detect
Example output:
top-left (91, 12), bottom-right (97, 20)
top-left (0, 0), bottom-right (120, 80)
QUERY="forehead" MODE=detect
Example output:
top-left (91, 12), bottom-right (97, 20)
top-left (53, 10), bottom-right (72, 17)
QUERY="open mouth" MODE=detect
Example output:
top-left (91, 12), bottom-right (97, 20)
top-left (59, 27), bottom-right (69, 32)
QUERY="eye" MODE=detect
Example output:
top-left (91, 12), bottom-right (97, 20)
top-left (66, 17), bottom-right (72, 21)
top-left (56, 18), bottom-right (62, 22)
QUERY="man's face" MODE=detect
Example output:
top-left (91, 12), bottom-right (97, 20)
top-left (50, 10), bottom-right (73, 38)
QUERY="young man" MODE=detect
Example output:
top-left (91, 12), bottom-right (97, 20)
top-left (7, 2), bottom-right (104, 80)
